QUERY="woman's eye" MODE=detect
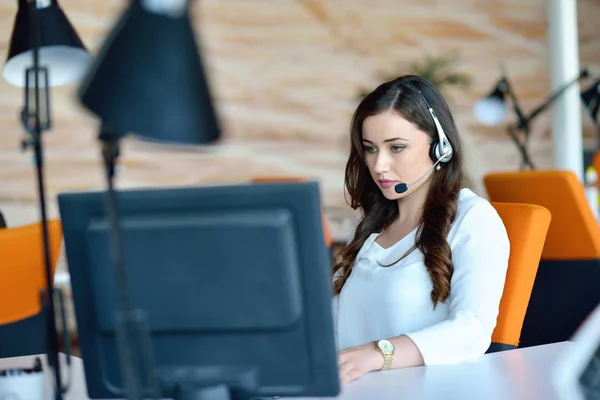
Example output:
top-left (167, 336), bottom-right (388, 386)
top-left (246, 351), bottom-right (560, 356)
top-left (364, 146), bottom-right (377, 154)
top-left (391, 145), bottom-right (405, 153)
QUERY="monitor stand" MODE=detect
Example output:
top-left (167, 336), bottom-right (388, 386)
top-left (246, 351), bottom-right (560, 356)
top-left (160, 365), bottom-right (259, 400)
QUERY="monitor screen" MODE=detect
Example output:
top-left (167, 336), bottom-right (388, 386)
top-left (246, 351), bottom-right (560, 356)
top-left (579, 343), bottom-right (600, 399)
top-left (57, 181), bottom-right (340, 399)
top-left (553, 303), bottom-right (600, 400)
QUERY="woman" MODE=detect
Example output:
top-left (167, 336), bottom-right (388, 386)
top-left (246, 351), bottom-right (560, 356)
top-left (333, 75), bottom-right (510, 384)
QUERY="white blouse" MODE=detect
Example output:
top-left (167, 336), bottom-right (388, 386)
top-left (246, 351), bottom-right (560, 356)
top-left (333, 188), bottom-right (510, 365)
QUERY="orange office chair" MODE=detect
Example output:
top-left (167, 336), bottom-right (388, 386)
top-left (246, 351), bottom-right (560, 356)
top-left (592, 151), bottom-right (600, 181)
top-left (0, 219), bottom-right (63, 358)
top-left (487, 202), bottom-right (551, 353)
top-left (250, 176), bottom-right (334, 249)
top-left (484, 170), bottom-right (600, 347)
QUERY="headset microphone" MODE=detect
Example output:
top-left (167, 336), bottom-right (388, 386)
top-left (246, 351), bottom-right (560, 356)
top-left (394, 183), bottom-right (409, 194)
top-left (394, 154), bottom-right (446, 194)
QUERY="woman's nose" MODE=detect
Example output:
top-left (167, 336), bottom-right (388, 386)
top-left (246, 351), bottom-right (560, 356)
top-left (373, 154), bottom-right (390, 174)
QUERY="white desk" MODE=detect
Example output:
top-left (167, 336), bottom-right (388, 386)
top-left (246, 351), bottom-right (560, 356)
top-left (0, 342), bottom-right (571, 400)
top-left (291, 341), bottom-right (570, 400)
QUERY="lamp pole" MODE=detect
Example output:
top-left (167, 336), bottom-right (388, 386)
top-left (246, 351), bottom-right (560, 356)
top-left (548, 0), bottom-right (583, 181)
top-left (22, 1), bottom-right (64, 399)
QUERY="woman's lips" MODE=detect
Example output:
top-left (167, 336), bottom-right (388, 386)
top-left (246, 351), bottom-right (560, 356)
top-left (378, 179), bottom-right (397, 188)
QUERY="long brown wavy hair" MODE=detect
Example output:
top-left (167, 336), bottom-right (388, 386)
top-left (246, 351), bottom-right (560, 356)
top-left (332, 75), bottom-right (464, 308)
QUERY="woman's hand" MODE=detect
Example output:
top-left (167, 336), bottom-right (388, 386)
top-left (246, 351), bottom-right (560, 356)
top-left (338, 342), bottom-right (382, 384)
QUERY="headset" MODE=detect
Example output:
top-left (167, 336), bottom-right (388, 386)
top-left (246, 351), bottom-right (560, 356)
top-left (394, 88), bottom-right (454, 194)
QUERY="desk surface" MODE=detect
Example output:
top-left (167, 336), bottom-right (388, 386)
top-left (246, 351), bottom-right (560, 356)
top-left (0, 342), bottom-right (570, 400)
top-left (292, 341), bottom-right (570, 400)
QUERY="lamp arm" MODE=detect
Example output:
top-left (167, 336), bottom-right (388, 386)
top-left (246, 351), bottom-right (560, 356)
top-left (525, 70), bottom-right (587, 123)
top-left (506, 125), bottom-right (536, 170)
top-left (98, 126), bottom-right (160, 400)
top-left (501, 77), bottom-right (528, 129)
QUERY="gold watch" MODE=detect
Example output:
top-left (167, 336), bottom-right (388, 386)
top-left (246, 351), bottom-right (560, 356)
top-left (375, 339), bottom-right (395, 370)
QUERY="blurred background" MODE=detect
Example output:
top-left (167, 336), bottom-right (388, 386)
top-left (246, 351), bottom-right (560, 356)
top-left (1, 0), bottom-right (600, 232)
top-left (1, 0), bottom-right (600, 359)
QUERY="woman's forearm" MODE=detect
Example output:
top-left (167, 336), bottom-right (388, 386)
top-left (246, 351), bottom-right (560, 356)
top-left (387, 335), bottom-right (424, 369)
top-left (371, 335), bottom-right (425, 371)
top-left (354, 335), bottom-right (425, 373)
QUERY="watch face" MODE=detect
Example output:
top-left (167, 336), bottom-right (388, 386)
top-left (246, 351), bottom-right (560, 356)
top-left (378, 340), bottom-right (394, 354)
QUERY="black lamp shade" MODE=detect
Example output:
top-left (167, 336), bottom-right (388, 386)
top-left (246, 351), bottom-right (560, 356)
top-left (78, 0), bottom-right (220, 145)
top-left (486, 82), bottom-right (508, 102)
top-left (473, 78), bottom-right (509, 126)
top-left (581, 79), bottom-right (600, 123)
top-left (3, 0), bottom-right (91, 87)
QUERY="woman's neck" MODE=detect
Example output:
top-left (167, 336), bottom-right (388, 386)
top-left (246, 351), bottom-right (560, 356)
top-left (396, 183), bottom-right (430, 227)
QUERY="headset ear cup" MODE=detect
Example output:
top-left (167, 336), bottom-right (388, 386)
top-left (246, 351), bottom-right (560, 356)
top-left (429, 141), bottom-right (440, 163)
top-left (429, 140), bottom-right (453, 163)
top-left (438, 143), bottom-right (453, 163)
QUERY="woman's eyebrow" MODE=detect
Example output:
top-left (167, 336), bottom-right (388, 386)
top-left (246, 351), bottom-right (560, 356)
top-left (362, 137), bottom-right (409, 143)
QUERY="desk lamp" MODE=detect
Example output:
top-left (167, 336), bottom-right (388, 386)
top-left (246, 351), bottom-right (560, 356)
top-left (2, 1), bottom-right (91, 399)
top-left (4, 0), bottom-right (91, 87)
top-left (474, 69), bottom-right (589, 170)
top-left (77, 0), bottom-right (220, 398)
top-left (581, 78), bottom-right (600, 149)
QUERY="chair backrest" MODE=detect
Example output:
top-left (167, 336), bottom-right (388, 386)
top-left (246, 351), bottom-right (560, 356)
top-left (250, 176), bottom-right (333, 247)
top-left (592, 151), bottom-right (600, 181)
top-left (0, 219), bottom-right (63, 325)
top-left (490, 202), bottom-right (551, 347)
top-left (484, 170), bottom-right (600, 260)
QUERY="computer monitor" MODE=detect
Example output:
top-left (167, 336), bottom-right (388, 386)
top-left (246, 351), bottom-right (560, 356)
top-left (57, 181), bottom-right (340, 400)
top-left (554, 302), bottom-right (600, 400)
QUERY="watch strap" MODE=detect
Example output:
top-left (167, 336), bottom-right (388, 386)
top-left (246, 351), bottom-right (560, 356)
top-left (381, 353), bottom-right (393, 370)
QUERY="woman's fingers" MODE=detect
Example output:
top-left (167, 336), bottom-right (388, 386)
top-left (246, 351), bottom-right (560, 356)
top-left (340, 367), bottom-right (355, 384)
top-left (341, 367), bottom-right (363, 384)
top-left (339, 360), bottom-right (353, 378)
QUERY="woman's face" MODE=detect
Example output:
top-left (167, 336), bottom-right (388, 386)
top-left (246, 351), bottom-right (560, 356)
top-left (362, 110), bottom-right (435, 200)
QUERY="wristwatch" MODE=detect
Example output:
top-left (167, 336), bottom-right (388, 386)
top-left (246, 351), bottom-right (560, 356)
top-left (375, 339), bottom-right (395, 370)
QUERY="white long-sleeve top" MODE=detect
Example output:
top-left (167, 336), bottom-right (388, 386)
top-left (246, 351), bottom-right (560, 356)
top-left (333, 188), bottom-right (510, 365)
